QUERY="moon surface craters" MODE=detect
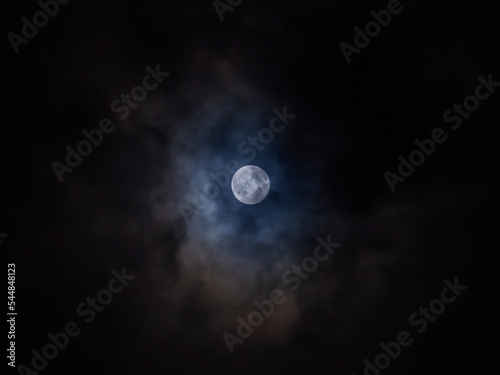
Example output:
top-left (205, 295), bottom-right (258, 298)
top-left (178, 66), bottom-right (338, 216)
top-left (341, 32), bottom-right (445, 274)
top-left (231, 165), bottom-right (270, 205)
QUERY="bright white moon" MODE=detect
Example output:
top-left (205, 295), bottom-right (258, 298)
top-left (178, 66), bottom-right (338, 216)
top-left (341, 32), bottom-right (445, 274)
top-left (231, 165), bottom-right (270, 205)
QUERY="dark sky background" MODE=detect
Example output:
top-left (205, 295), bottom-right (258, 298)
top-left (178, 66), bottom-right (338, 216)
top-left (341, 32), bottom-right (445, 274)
top-left (2, 0), bottom-right (499, 374)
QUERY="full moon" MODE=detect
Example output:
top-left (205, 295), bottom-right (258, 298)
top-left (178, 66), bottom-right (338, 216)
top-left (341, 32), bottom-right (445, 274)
top-left (231, 165), bottom-right (271, 205)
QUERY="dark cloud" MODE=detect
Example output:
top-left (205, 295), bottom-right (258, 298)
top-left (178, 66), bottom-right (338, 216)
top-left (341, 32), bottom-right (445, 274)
top-left (2, 0), bottom-right (499, 374)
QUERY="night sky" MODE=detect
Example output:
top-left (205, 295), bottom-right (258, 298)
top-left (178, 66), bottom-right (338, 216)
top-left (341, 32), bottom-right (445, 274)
top-left (2, 1), bottom-right (499, 374)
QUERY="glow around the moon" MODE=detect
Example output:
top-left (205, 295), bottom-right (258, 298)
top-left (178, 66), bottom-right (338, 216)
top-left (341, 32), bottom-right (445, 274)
top-left (231, 165), bottom-right (270, 205)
